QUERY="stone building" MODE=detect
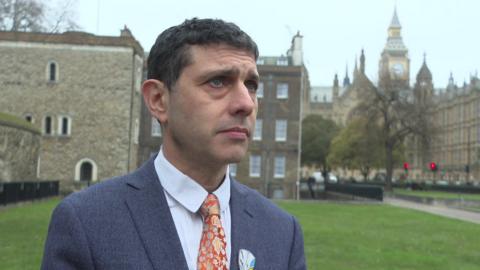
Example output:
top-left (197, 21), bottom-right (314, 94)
top-left (138, 33), bottom-right (309, 199)
top-left (0, 112), bottom-right (41, 182)
top-left (428, 75), bottom-right (480, 183)
top-left (0, 28), bottom-right (144, 190)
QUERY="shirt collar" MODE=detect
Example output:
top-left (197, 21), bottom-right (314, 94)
top-left (154, 148), bottom-right (231, 214)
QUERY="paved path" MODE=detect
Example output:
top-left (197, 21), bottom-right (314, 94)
top-left (384, 198), bottom-right (480, 225)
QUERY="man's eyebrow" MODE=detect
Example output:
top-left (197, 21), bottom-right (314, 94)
top-left (247, 70), bottom-right (260, 81)
top-left (197, 68), bottom-right (259, 82)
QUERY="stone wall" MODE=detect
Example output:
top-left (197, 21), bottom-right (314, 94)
top-left (0, 32), bottom-right (143, 189)
top-left (0, 114), bottom-right (40, 182)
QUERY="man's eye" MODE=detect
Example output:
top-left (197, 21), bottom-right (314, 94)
top-left (208, 78), bottom-right (224, 88)
top-left (245, 81), bottom-right (258, 92)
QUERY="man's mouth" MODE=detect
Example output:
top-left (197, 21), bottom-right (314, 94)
top-left (219, 126), bottom-right (250, 139)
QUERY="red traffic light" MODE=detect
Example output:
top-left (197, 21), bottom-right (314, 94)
top-left (429, 162), bottom-right (438, 172)
top-left (403, 162), bottom-right (409, 170)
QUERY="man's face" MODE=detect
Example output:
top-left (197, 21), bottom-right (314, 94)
top-left (162, 44), bottom-right (259, 168)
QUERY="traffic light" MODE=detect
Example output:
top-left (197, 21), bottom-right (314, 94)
top-left (403, 162), bottom-right (409, 172)
top-left (429, 162), bottom-right (438, 172)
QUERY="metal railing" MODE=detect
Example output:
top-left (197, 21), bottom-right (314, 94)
top-left (0, 181), bottom-right (59, 205)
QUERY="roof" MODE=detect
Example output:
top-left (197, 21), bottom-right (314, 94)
top-left (0, 30), bottom-right (144, 56)
top-left (416, 60), bottom-right (432, 81)
top-left (390, 7), bottom-right (402, 28)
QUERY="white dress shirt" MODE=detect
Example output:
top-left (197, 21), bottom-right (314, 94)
top-left (154, 149), bottom-right (232, 270)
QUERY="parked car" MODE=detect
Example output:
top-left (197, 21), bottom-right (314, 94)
top-left (373, 172), bottom-right (397, 183)
top-left (328, 174), bottom-right (338, 183)
top-left (312, 171), bottom-right (324, 183)
top-left (436, 180), bottom-right (449, 186)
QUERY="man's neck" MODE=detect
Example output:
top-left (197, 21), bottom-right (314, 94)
top-left (161, 147), bottom-right (227, 193)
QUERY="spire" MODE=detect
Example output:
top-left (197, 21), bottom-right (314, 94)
top-left (333, 73), bottom-right (340, 100)
top-left (343, 64), bottom-right (350, 87)
top-left (390, 6), bottom-right (401, 28)
top-left (360, 49), bottom-right (365, 74)
top-left (448, 72), bottom-right (454, 86)
top-left (384, 6), bottom-right (406, 48)
top-left (416, 53), bottom-right (432, 82)
top-left (353, 56), bottom-right (358, 79)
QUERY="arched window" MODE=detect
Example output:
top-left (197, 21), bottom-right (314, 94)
top-left (47, 61), bottom-right (59, 82)
top-left (80, 162), bottom-right (93, 181)
top-left (44, 116), bottom-right (53, 135)
top-left (24, 114), bottom-right (33, 123)
top-left (75, 158), bottom-right (98, 182)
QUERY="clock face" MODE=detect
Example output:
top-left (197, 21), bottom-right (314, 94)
top-left (391, 63), bottom-right (404, 77)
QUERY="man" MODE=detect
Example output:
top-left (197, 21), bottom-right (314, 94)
top-left (42, 18), bottom-right (306, 270)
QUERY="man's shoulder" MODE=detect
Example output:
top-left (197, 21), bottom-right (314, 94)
top-left (64, 158), bottom-right (157, 207)
top-left (61, 174), bottom-right (130, 208)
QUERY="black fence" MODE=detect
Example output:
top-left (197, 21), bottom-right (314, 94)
top-left (346, 180), bottom-right (480, 194)
top-left (0, 181), bottom-right (59, 206)
top-left (325, 183), bottom-right (384, 201)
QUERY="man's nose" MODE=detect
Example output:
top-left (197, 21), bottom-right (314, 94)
top-left (229, 82), bottom-right (256, 116)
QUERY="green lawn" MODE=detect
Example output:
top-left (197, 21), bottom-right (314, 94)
top-left (393, 188), bottom-right (480, 201)
top-left (279, 201), bottom-right (480, 270)
top-left (1, 198), bottom-right (480, 270)
top-left (0, 198), bottom-right (59, 270)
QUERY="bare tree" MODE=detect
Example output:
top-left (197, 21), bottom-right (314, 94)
top-left (0, 0), bottom-right (78, 32)
top-left (356, 72), bottom-right (435, 191)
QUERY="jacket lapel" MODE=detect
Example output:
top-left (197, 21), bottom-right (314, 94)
top-left (124, 158), bottom-right (189, 270)
top-left (229, 180), bottom-right (256, 270)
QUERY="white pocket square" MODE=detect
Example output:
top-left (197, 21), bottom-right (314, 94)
top-left (239, 249), bottom-right (255, 270)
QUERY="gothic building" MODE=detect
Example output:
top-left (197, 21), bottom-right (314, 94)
top-left (305, 7), bottom-right (479, 184)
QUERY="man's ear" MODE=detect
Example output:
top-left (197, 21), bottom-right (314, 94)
top-left (142, 79), bottom-right (169, 125)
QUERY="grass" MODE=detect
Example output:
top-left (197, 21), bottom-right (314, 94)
top-left (278, 201), bottom-right (480, 270)
top-left (0, 198), bottom-right (59, 270)
top-left (393, 188), bottom-right (480, 201)
top-left (2, 198), bottom-right (480, 270)
top-left (0, 112), bottom-right (40, 134)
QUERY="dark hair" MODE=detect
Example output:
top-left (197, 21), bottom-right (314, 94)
top-left (147, 18), bottom-right (259, 89)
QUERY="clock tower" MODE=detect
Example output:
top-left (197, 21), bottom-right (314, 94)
top-left (379, 7), bottom-right (410, 89)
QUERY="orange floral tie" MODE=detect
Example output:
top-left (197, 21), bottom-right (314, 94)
top-left (197, 194), bottom-right (228, 270)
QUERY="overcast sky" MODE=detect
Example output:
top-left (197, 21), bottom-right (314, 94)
top-left (74, 0), bottom-right (479, 88)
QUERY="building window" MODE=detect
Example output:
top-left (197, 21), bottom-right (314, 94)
top-left (47, 61), bottom-right (58, 82)
top-left (43, 116), bottom-right (53, 135)
top-left (151, 117), bottom-right (162, 137)
top-left (58, 116), bottom-right (71, 136)
top-left (249, 155), bottom-right (261, 177)
top-left (257, 82), bottom-right (264, 98)
top-left (275, 120), bottom-right (287, 141)
top-left (229, 163), bottom-right (237, 177)
top-left (253, 119), bottom-right (262, 141)
top-left (276, 83), bottom-right (289, 99)
top-left (274, 156), bottom-right (286, 178)
top-left (80, 162), bottom-right (93, 181)
top-left (24, 114), bottom-right (33, 123)
top-left (256, 59), bottom-right (264, 65)
top-left (74, 158), bottom-right (98, 182)
top-left (272, 188), bottom-right (284, 199)
top-left (277, 57), bottom-right (288, 66)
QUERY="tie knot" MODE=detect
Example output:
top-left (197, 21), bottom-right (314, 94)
top-left (199, 193), bottom-right (220, 218)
